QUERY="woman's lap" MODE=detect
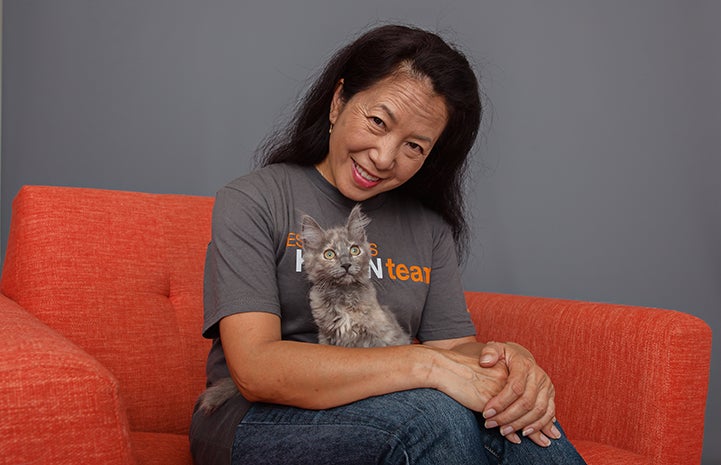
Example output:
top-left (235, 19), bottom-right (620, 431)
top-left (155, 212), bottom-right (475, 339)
top-left (232, 388), bottom-right (586, 465)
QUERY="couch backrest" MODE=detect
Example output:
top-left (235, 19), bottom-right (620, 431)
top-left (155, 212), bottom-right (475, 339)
top-left (1, 186), bottom-right (214, 435)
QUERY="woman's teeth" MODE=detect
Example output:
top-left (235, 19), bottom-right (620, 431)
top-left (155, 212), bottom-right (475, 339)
top-left (354, 162), bottom-right (379, 182)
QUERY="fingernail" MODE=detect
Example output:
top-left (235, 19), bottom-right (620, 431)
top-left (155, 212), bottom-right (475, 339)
top-left (500, 426), bottom-right (514, 436)
top-left (522, 427), bottom-right (534, 437)
top-left (508, 433), bottom-right (522, 445)
top-left (485, 420), bottom-right (498, 429)
top-left (540, 434), bottom-right (551, 447)
top-left (551, 424), bottom-right (562, 439)
top-left (480, 354), bottom-right (494, 363)
top-left (483, 408), bottom-right (496, 419)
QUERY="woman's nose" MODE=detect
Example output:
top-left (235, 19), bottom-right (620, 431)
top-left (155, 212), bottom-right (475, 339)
top-left (368, 143), bottom-right (397, 171)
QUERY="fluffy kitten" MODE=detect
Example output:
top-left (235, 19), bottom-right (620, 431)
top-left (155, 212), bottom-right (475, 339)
top-left (301, 204), bottom-right (410, 348)
top-left (197, 205), bottom-right (409, 414)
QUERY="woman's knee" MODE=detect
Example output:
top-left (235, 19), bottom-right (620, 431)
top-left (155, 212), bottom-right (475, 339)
top-left (380, 389), bottom-right (485, 464)
top-left (399, 388), bottom-right (479, 434)
top-left (482, 421), bottom-right (587, 465)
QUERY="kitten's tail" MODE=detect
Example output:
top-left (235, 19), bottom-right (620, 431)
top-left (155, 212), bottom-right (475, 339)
top-left (197, 377), bottom-right (239, 415)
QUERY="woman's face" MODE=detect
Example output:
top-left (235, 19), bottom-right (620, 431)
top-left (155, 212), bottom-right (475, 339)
top-left (317, 72), bottom-right (448, 202)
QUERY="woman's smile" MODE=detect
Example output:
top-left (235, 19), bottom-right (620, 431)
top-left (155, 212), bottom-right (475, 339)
top-left (351, 160), bottom-right (382, 188)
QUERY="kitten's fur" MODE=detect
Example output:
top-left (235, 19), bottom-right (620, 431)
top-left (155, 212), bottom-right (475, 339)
top-left (301, 204), bottom-right (410, 348)
top-left (197, 205), bottom-right (409, 414)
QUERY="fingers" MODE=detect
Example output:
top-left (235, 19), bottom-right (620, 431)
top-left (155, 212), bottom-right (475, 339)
top-left (479, 341), bottom-right (503, 367)
top-left (518, 394), bottom-right (555, 437)
top-left (516, 396), bottom-right (558, 447)
top-left (540, 417), bottom-right (563, 443)
top-left (485, 407), bottom-right (560, 447)
top-left (506, 381), bottom-right (556, 437)
top-left (480, 342), bottom-right (560, 447)
top-left (501, 418), bottom-right (563, 447)
top-left (482, 354), bottom-right (535, 420)
top-left (484, 374), bottom-right (555, 436)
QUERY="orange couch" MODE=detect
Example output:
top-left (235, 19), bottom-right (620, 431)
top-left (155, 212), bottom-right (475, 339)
top-left (0, 185), bottom-right (711, 465)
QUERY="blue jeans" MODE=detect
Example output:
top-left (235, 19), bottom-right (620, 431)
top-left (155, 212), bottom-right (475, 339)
top-left (232, 388), bottom-right (587, 465)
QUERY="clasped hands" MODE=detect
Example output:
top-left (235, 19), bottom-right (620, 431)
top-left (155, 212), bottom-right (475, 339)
top-left (432, 340), bottom-right (561, 447)
top-left (478, 341), bottom-right (561, 447)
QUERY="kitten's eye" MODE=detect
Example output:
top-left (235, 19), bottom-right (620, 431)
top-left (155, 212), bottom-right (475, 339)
top-left (323, 249), bottom-right (336, 260)
top-left (349, 245), bottom-right (361, 256)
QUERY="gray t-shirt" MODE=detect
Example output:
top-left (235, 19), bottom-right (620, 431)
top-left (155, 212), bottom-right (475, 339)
top-left (190, 163), bottom-right (476, 465)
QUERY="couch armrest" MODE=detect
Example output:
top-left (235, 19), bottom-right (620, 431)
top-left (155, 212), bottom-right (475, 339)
top-left (464, 291), bottom-right (711, 465)
top-left (0, 294), bottom-right (136, 465)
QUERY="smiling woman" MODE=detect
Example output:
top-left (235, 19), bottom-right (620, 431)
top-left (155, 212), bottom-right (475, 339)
top-left (190, 24), bottom-right (587, 465)
top-left (317, 71), bottom-right (448, 200)
top-left (256, 25), bottom-right (483, 260)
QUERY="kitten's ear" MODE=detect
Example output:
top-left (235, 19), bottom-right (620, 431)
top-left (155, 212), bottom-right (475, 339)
top-left (300, 214), bottom-right (325, 249)
top-left (347, 204), bottom-right (370, 241)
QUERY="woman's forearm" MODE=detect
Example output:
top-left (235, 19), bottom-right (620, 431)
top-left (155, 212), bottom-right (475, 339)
top-left (232, 340), bottom-right (436, 409)
top-left (220, 312), bottom-right (508, 412)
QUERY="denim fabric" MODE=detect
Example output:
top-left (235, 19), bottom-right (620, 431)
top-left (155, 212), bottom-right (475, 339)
top-left (232, 388), bottom-right (586, 465)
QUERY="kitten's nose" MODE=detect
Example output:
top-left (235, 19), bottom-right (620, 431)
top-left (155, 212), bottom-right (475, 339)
top-left (341, 263), bottom-right (351, 272)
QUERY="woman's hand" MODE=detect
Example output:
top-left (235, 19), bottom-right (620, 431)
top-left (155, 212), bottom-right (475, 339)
top-left (478, 342), bottom-right (561, 447)
top-left (424, 347), bottom-right (510, 414)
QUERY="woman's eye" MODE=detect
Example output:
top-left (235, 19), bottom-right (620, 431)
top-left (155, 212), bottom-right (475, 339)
top-left (349, 245), bottom-right (361, 256)
top-left (370, 116), bottom-right (385, 127)
top-left (406, 142), bottom-right (424, 157)
top-left (323, 249), bottom-right (336, 260)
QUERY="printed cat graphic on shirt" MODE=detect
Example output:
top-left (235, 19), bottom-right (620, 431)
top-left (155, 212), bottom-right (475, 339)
top-left (197, 204), bottom-right (410, 414)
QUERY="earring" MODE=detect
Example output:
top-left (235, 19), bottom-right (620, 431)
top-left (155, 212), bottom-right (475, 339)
top-left (329, 123), bottom-right (333, 134)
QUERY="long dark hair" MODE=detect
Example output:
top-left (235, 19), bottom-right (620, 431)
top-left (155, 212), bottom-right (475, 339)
top-left (257, 24), bottom-right (482, 260)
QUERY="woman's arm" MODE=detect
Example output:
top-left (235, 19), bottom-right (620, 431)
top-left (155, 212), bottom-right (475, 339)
top-left (424, 336), bottom-right (560, 447)
top-left (219, 312), bottom-right (508, 412)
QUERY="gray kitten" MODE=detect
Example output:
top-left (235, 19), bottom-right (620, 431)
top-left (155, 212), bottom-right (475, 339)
top-left (301, 204), bottom-right (410, 348)
top-left (197, 205), bottom-right (409, 414)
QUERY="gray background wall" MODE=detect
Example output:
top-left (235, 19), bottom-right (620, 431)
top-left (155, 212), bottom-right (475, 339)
top-left (2, 1), bottom-right (719, 463)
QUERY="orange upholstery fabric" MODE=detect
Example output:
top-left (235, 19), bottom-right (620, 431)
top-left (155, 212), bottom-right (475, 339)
top-left (0, 293), bottom-right (135, 464)
top-left (0, 185), bottom-right (712, 465)
top-left (1, 186), bottom-right (212, 465)
top-left (466, 292), bottom-right (711, 465)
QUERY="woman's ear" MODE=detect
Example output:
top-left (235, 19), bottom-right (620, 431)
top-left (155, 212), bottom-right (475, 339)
top-left (329, 78), bottom-right (345, 126)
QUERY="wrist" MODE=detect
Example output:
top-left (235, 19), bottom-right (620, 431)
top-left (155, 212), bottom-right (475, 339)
top-left (408, 344), bottom-right (444, 390)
